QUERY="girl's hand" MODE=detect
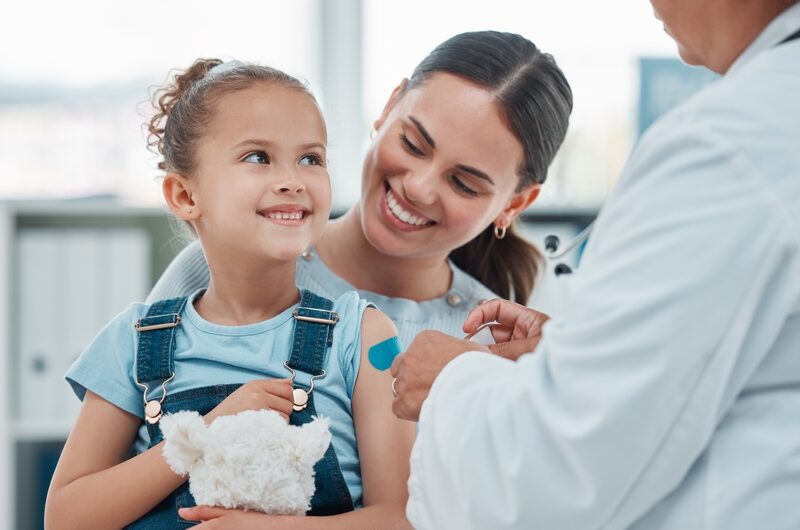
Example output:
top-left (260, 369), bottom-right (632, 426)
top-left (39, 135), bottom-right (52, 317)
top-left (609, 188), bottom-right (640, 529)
top-left (204, 379), bottom-right (295, 423)
top-left (179, 506), bottom-right (293, 529)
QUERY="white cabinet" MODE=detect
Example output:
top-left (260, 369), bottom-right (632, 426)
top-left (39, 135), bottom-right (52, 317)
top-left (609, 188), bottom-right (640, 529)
top-left (0, 200), bottom-right (177, 530)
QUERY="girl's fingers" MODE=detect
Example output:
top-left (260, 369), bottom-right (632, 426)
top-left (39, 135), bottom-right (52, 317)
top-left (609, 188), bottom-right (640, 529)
top-left (265, 395), bottom-right (295, 417)
top-left (179, 505), bottom-right (231, 521)
top-left (259, 379), bottom-right (294, 401)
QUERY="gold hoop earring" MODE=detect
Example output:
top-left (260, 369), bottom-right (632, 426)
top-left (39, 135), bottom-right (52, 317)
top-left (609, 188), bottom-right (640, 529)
top-left (494, 224), bottom-right (507, 240)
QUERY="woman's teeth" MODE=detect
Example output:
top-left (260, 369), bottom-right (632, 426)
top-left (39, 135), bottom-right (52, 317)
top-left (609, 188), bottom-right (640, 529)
top-left (386, 189), bottom-right (431, 227)
top-left (266, 211), bottom-right (304, 220)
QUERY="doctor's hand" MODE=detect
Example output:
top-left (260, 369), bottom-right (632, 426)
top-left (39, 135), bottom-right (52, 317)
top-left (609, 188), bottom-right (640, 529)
top-left (463, 299), bottom-right (550, 361)
top-left (391, 330), bottom-right (489, 422)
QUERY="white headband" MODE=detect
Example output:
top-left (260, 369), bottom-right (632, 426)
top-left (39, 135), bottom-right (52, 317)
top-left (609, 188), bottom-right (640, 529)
top-left (205, 60), bottom-right (246, 79)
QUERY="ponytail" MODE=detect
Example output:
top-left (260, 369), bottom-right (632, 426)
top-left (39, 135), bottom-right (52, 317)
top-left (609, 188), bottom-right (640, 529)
top-left (449, 223), bottom-right (542, 304)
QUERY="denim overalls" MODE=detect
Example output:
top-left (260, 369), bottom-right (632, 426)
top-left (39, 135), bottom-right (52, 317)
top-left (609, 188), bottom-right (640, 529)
top-left (125, 290), bottom-right (355, 529)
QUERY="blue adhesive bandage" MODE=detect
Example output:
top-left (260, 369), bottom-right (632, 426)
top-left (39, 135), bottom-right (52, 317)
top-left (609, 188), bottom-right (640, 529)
top-left (368, 336), bottom-right (402, 371)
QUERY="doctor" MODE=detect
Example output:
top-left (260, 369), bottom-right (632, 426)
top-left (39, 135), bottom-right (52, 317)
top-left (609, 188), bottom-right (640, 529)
top-left (391, 0), bottom-right (800, 528)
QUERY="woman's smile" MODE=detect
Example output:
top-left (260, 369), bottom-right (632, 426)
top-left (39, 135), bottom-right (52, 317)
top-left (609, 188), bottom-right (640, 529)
top-left (380, 181), bottom-right (437, 232)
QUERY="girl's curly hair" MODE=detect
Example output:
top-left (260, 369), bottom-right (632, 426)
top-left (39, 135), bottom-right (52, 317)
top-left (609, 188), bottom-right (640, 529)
top-left (146, 58), bottom-right (314, 175)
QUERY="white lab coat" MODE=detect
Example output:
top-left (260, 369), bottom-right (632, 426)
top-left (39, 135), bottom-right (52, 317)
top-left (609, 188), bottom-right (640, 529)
top-left (407, 5), bottom-right (800, 529)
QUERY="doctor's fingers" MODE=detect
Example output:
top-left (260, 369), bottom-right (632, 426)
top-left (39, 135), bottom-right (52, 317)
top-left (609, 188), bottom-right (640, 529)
top-left (463, 299), bottom-right (550, 340)
top-left (488, 336), bottom-right (542, 361)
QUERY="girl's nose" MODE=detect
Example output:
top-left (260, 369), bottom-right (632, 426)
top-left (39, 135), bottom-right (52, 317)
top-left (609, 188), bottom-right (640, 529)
top-left (274, 177), bottom-right (306, 194)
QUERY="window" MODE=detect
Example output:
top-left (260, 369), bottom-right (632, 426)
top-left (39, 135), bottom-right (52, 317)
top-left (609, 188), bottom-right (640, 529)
top-left (2, 0), bottom-right (703, 210)
top-left (363, 0), bottom-right (678, 208)
top-left (0, 0), bottom-right (319, 203)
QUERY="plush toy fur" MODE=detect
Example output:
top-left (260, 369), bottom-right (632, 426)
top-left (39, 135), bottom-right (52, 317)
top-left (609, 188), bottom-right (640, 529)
top-left (160, 409), bottom-right (331, 515)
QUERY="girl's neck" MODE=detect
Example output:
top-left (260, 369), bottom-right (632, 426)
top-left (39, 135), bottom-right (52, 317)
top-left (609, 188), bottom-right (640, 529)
top-left (194, 251), bottom-right (299, 326)
top-left (316, 205), bottom-right (453, 301)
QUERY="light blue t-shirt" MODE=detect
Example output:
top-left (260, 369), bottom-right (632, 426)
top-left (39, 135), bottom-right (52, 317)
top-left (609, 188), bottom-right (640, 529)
top-left (66, 288), bottom-right (371, 506)
top-left (148, 242), bottom-right (499, 347)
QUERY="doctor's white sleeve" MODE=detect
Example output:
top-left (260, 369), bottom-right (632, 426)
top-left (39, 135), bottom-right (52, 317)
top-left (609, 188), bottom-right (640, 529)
top-left (406, 118), bottom-right (799, 529)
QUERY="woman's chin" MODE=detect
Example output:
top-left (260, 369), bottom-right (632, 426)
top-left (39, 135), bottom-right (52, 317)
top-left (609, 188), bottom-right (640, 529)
top-left (362, 220), bottom-right (419, 258)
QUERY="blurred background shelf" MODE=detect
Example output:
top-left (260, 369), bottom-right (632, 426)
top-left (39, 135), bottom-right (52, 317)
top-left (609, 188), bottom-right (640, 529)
top-left (0, 200), bottom-right (179, 530)
top-left (12, 421), bottom-right (75, 442)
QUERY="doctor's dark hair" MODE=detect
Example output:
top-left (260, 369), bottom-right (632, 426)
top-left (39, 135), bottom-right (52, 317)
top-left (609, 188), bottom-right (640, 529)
top-left (405, 31), bottom-right (572, 303)
top-left (146, 58), bottom-right (315, 175)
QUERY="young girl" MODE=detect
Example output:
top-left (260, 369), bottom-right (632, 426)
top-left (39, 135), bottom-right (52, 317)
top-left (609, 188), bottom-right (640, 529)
top-left (45, 59), bottom-right (415, 529)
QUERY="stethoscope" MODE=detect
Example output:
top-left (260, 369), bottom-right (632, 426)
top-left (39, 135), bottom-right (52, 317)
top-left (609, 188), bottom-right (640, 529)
top-left (544, 222), bottom-right (594, 276)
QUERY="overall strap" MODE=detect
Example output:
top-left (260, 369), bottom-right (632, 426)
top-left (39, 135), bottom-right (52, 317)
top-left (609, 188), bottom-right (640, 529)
top-left (288, 290), bottom-right (355, 515)
top-left (134, 297), bottom-right (187, 388)
top-left (287, 290), bottom-right (338, 375)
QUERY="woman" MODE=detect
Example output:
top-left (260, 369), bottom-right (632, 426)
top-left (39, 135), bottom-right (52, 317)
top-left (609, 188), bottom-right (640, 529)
top-left (148, 30), bottom-right (573, 350)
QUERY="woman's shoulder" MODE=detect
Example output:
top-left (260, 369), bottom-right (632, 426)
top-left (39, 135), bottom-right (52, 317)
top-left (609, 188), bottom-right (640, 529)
top-left (325, 289), bottom-right (375, 321)
top-left (147, 240), bottom-right (209, 302)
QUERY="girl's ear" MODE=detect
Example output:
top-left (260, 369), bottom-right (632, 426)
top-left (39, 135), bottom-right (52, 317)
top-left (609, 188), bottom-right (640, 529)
top-left (373, 78), bottom-right (409, 132)
top-left (494, 184), bottom-right (541, 227)
top-left (163, 172), bottom-right (199, 220)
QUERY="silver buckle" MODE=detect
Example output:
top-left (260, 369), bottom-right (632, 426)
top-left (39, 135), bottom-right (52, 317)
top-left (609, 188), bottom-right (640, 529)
top-left (292, 308), bottom-right (339, 325)
top-left (134, 315), bottom-right (181, 332)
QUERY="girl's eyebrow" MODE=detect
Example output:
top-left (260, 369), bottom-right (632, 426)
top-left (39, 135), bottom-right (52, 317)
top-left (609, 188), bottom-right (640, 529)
top-left (233, 139), bottom-right (326, 152)
top-left (300, 142), bottom-right (327, 151)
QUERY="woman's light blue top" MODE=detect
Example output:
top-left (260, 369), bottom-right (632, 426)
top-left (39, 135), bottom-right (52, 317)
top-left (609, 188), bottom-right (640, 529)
top-left (66, 289), bottom-right (371, 506)
top-left (147, 242), bottom-right (499, 346)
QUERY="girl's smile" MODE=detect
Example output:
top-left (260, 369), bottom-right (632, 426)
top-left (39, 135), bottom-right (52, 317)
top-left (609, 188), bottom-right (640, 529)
top-left (258, 204), bottom-right (311, 227)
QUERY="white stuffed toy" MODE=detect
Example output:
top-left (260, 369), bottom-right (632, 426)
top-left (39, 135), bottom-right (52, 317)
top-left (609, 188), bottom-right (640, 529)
top-left (159, 409), bottom-right (331, 515)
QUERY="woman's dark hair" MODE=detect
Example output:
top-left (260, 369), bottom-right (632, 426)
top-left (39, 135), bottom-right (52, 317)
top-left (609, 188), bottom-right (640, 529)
top-left (406, 31), bottom-right (573, 303)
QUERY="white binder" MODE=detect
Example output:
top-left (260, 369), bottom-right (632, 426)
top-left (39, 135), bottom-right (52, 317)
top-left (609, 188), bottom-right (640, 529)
top-left (17, 230), bottom-right (62, 421)
top-left (16, 227), bottom-right (151, 425)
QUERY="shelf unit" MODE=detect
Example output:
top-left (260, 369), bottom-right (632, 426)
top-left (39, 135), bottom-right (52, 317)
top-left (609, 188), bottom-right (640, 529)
top-left (0, 200), bottom-right (179, 530)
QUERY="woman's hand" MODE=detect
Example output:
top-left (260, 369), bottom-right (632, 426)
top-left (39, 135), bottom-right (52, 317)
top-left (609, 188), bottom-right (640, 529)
top-left (180, 506), bottom-right (293, 529)
top-left (463, 299), bottom-right (550, 361)
top-left (204, 379), bottom-right (295, 424)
